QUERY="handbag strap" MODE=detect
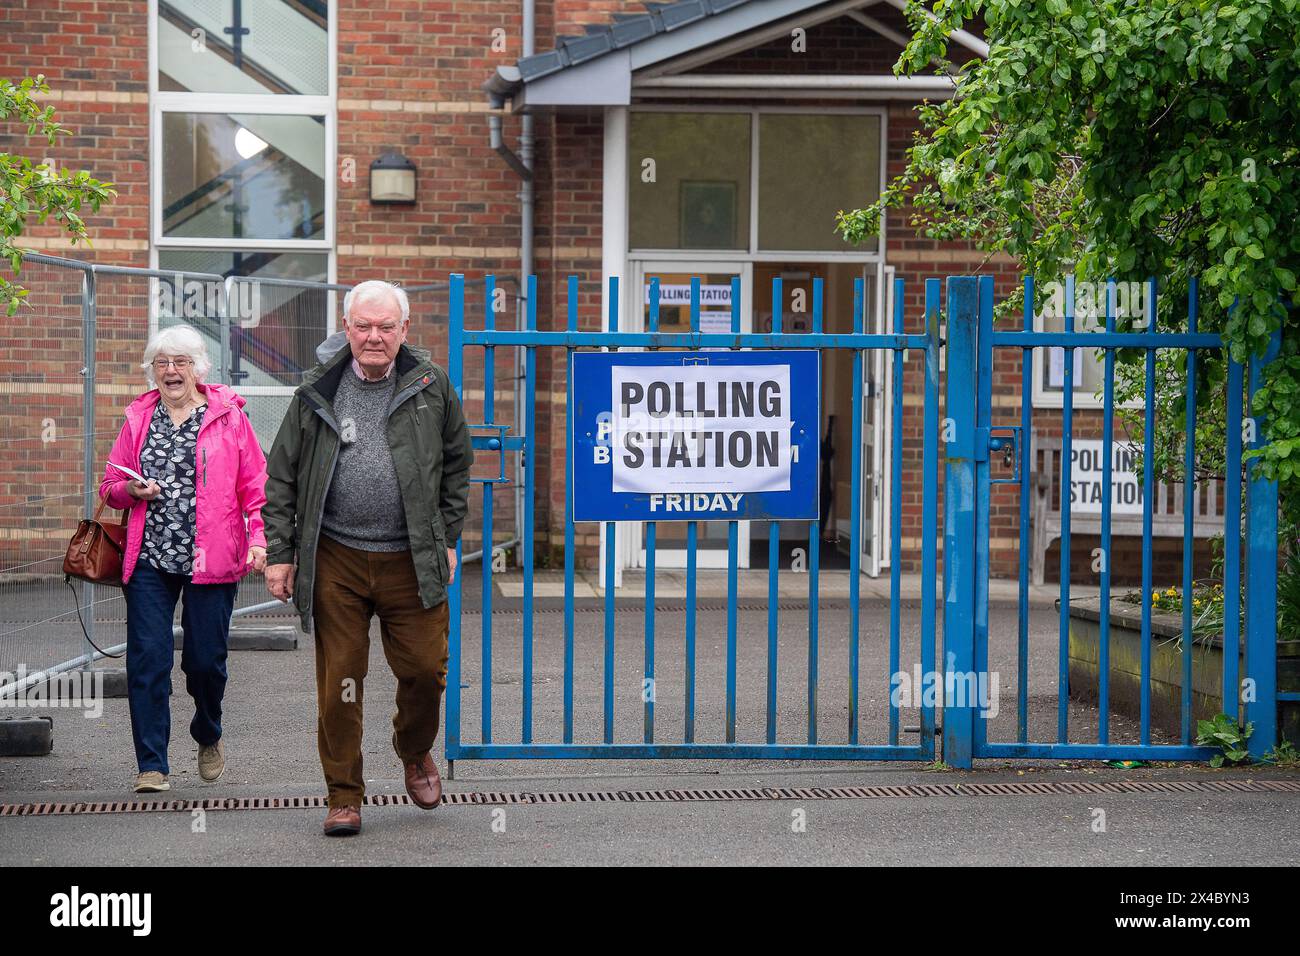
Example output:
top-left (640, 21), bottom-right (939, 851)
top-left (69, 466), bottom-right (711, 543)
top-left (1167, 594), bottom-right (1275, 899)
top-left (65, 579), bottom-right (125, 659)
top-left (91, 491), bottom-right (129, 525)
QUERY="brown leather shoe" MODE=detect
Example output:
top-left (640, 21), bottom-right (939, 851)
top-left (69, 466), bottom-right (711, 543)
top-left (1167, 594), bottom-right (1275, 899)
top-left (323, 805), bottom-right (361, 836)
top-left (403, 751), bottom-right (443, 809)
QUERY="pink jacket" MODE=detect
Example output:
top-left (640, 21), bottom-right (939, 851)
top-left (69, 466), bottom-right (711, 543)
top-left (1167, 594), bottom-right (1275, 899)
top-left (99, 382), bottom-right (268, 585)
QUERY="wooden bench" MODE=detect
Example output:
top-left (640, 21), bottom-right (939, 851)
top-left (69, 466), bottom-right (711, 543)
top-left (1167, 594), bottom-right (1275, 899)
top-left (1028, 432), bottom-right (1223, 585)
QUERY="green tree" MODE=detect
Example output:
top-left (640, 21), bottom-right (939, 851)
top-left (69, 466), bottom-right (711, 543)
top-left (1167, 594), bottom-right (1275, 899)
top-left (837, 0), bottom-right (1300, 522)
top-left (1, 74), bottom-right (116, 315)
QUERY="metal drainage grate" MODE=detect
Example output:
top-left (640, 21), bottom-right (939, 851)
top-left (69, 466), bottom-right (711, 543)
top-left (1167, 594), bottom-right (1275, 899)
top-left (1, 777), bottom-right (1297, 817)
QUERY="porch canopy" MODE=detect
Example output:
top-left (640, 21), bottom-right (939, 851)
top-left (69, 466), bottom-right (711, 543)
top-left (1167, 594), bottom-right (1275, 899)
top-left (483, 0), bottom-right (987, 109)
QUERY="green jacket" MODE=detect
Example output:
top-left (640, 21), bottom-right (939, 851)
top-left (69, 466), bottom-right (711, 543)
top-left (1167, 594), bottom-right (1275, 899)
top-left (262, 342), bottom-right (473, 634)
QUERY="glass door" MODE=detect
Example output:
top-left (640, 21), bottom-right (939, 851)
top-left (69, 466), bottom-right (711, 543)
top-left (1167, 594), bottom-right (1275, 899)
top-left (627, 260), bottom-right (752, 569)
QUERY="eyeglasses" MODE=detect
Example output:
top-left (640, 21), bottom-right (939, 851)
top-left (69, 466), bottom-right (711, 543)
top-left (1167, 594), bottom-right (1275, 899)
top-left (152, 358), bottom-right (194, 370)
top-left (349, 322), bottom-right (400, 336)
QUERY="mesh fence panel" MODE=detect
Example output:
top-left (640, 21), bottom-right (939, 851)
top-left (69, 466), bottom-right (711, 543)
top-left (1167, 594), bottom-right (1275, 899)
top-left (0, 260), bottom-right (100, 679)
top-left (1, 262), bottom-right (512, 687)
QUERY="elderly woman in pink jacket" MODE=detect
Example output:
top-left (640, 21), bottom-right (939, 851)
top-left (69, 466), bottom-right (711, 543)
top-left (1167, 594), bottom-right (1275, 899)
top-left (100, 324), bottom-right (268, 794)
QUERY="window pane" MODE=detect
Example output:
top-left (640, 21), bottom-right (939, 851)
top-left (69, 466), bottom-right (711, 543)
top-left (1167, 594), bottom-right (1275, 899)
top-left (158, 0), bottom-right (329, 95)
top-left (162, 112), bottom-right (326, 240)
top-left (757, 114), bottom-right (881, 252)
top-left (1038, 308), bottom-right (1106, 399)
top-left (628, 113), bottom-right (750, 250)
top-left (156, 249), bottom-right (328, 391)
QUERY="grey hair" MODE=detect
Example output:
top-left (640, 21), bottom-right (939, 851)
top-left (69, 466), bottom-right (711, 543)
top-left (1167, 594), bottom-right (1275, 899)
top-left (343, 280), bottom-right (409, 325)
top-left (142, 324), bottom-right (211, 386)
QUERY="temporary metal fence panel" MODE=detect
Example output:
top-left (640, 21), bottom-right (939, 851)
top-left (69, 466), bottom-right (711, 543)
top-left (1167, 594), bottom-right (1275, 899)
top-left (0, 255), bottom-right (515, 696)
top-left (446, 271), bottom-right (941, 763)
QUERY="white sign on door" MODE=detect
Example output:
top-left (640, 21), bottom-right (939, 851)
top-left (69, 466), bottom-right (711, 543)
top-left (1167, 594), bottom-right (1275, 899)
top-left (644, 283), bottom-right (733, 306)
top-left (1048, 347), bottom-right (1084, 388)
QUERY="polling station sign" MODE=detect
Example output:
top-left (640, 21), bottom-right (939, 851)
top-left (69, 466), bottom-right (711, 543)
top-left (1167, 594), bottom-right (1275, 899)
top-left (1068, 439), bottom-right (1144, 514)
top-left (571, 351), bottom-right (819, 521)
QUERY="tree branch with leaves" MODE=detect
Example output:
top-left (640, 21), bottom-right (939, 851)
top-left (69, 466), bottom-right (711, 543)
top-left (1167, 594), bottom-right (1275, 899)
top-left (0, 74), bottom-right (116, 315)
top-left (836, 0), bottom-right (1300, 526)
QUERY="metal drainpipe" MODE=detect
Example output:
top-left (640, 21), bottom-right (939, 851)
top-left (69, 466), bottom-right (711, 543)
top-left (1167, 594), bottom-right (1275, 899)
top-left (486, 0), bottom-right (534, 572)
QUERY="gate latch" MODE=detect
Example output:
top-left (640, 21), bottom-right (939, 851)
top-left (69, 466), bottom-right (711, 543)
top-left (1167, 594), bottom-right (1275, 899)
top-left (469, 423), bottom-right (516, 484)
top-left (975, 426), bottom-right (1022, 483)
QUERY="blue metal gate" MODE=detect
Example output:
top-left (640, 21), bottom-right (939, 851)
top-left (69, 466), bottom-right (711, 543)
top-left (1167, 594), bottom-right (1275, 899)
top-left (445, 272), bottom-right (1283, 769)
top-left (951, 275), bottom-right (1282, 766)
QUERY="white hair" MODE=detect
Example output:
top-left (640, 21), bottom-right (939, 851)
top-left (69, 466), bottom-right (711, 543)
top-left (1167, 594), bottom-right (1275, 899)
top-left (343, 280), bottom-right (409, 325)
top-left (142, 324), bottom-right (211, 386)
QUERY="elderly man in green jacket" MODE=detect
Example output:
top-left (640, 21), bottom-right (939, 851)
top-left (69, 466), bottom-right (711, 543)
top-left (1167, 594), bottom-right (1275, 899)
top-left (262, 279), bottom-right (473, 837)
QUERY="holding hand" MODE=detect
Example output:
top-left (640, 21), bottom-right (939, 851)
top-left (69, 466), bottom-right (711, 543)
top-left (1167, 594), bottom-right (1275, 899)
top-left (128, 479), bottom-right (162, 501)
top-left (447, 547), bottom-right (458, 585)
top-left (265, 563), bottom-right (294, 602)
top-left (246, 546), bottom-right (267, 573)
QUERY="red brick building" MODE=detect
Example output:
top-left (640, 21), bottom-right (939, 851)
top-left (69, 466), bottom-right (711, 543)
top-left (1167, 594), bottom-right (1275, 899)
top-left (0, 0), bottom-right (1207, 584)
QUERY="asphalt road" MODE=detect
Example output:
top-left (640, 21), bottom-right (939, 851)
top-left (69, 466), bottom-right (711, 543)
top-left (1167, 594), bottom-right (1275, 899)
top-left (2, 600), bottom-right (1296, 866)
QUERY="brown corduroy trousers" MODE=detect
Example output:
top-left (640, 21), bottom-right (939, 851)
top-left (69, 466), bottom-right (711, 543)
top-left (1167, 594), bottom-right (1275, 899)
top-left (312, 532), bottom-right (449, 809)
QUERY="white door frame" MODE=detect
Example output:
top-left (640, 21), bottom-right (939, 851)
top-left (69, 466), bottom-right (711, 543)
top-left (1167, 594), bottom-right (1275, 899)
top-left (865, 264), bottom-right (896, 576)
top-left (623, 258), bottom-right (755, 569)
top-left (604, 104), bottom-right (890, 581)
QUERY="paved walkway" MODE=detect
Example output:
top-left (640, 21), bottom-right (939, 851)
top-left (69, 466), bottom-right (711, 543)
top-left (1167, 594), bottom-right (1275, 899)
top-left (0, 587), bottom-right (1292, 866)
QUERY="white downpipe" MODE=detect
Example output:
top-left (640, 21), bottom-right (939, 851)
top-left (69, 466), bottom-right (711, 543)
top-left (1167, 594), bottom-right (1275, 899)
top-left (599, 106), bottom-right (629, 589)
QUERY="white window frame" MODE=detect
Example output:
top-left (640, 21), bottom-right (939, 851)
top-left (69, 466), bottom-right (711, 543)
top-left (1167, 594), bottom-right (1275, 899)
top-left (625, 104), bottom-right (888, 263)
top-left (1030, 314), bottom-right (1142, 410)
top-left (147, 0), bottom-right (339, 392)
top-left (148, 0), bottom-right (337, 254)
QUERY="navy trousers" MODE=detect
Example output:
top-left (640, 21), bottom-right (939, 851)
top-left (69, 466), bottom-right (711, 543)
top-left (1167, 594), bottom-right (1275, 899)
top-left (124, 559), bottom-right (238, 774)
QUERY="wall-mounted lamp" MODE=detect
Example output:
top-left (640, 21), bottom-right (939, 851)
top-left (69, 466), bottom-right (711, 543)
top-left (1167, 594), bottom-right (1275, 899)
top-left (369, 151), bottom-right (417, 205)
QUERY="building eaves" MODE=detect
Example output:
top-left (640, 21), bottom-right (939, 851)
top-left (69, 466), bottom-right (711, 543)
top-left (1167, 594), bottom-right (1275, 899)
top-left (516, 0), bottom-right (753, 83)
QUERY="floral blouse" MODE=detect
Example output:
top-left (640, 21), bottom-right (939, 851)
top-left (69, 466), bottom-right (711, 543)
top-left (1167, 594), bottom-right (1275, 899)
top-left (139, 399), bottom-right (206, 575)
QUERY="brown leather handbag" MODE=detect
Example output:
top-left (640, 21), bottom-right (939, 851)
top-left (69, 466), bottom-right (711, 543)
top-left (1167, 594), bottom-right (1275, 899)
top-left (63, 495), bottom-right (129, 588)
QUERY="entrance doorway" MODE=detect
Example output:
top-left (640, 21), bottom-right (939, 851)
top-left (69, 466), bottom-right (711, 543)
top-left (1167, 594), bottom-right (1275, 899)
top-left (620, 259), bottom-right (892, 574)
top-left (626, 261), bottom-right (753, 569)
top-left (749, 261), bottom-right (893, 575)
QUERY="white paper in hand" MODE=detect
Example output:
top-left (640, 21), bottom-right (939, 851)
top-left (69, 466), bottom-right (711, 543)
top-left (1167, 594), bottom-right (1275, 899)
top-left (107, 460), bottom-right (150, 484)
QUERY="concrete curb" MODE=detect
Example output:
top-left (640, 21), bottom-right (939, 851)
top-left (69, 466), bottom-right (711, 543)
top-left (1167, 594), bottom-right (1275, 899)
top-left (173, 625), bottom-right (298, 651)
top-left (0, 716), bottom-right (53, 756)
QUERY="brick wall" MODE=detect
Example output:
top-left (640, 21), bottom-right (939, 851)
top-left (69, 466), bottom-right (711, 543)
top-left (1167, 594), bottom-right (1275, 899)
top-left (0, 1), bottom-right (1201, 587)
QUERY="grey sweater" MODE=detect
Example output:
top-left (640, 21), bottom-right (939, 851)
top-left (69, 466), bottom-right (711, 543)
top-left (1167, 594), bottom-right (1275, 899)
top-left (320, 368), bottom-right (409, 551)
